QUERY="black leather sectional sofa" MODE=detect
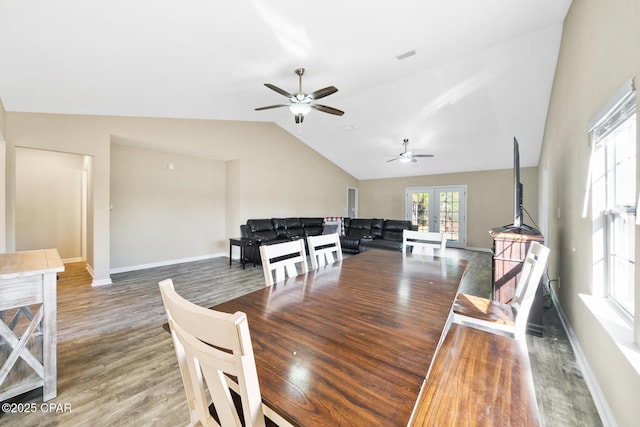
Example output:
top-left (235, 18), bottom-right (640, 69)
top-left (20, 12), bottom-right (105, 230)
top-left (240, 217), bottom-right (415, 254)
top-left (340, 218), bottom-right (415, 253)
top-left (240, 217), bottom-right (324, 244)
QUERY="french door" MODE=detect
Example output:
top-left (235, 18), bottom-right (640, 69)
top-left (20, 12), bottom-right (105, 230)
top-left (405, 186), bottom-right (467, 248)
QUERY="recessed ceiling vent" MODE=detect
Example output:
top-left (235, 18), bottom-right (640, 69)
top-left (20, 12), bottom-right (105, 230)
top-left (395, 50), bottom-right (416, 61)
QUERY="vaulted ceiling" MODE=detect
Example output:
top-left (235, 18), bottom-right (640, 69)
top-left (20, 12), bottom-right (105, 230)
top-left (0, 0), bottom-right (572, 179)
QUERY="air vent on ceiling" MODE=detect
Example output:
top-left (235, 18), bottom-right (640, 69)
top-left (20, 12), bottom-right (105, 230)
top-left (395, 50), bottom-right (416, 60)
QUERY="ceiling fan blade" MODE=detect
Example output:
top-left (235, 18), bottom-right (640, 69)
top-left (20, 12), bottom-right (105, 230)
top-left (311, 104), bottom-right (344, 116)
top-left (309, 86), bottom-right (338, 100)
top-left (386, 157), bottom-right (400, 162)
top-left (264, 83), bottom-right (293, 98)
top-left (255, 104), bottom-right (289, 111)
top-left (413, 154), bottom-right (435, 158)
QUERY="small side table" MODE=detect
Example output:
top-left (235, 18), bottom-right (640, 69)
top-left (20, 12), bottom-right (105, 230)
top-left (0, 249), bottom-right (64, 402)
top-left (229, 238), bottom-right (256, 269)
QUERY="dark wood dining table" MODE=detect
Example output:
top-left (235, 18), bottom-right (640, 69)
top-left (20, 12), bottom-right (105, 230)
top-left (212, 249), bottom-right (467, 427)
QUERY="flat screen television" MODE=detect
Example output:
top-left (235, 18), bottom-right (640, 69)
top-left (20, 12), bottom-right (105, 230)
top-left (513, 137), bottom-right (524, 228)
top-left (492, 137), bottom-right (540, 235)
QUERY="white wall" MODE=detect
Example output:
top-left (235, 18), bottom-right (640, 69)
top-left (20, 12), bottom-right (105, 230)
top-left (15, 147), bottom-right (84, 260)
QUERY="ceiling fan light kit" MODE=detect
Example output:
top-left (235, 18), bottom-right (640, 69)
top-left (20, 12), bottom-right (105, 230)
top-left (289, 102), bottom-right (311, 116)
top-left (256, 68), bottom-right (344, 123)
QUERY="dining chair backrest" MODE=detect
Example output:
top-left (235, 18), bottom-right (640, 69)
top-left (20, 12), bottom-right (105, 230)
top-left (402, 230), bottom-right (447, 256)
top-left (259, 239), bottom-right (308, 286)
top-left (307, 233), bottom-right (343, 270)
top-left (511, 242), bottom-right (550, 339)
top-left (158, 279), bottom-right (267, 427)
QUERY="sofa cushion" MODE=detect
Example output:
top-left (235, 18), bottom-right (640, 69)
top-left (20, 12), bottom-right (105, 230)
top-left (302, 217), bottom-right (324, 236)
top-left (271, 218), bottom-right (288, 239)
top-left (247, 219), bottom-right (277, 241)
top-left (360, 238), bottom-right (403, 252)
top-left (370, 218), bottom-right (384, 239)
top-left (283, 217), bottom-right (303, 238)
top-left (240, 224), bottom-right (251, 238)
top-left (346, 218), bottom-right (372, 238)
top-left (301, 217), bottom-right (323, 228)
top-left (340, 236), bottom-right (361, 253)
top-left (248, 219), bottom-right (274, 232)
top-left (284, 217), bottom-right (302, 229)
top-left (382, 220), bottom-right (413, 241)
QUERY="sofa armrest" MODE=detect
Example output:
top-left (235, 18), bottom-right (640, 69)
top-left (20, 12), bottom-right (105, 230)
top-left (240, 224), bottom-right (252, 238)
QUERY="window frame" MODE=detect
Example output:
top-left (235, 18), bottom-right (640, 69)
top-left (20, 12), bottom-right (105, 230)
top-left (589, 80), bottom-right (636, 319)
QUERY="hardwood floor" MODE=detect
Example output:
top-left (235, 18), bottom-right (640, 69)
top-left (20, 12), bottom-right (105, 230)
top-left (0, 250), bottom-right (602, 426)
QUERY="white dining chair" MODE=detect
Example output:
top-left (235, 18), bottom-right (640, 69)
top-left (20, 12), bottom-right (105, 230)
top-left (402, 230), bottom-right (447, 256)
top-left (259, 239), bottom-right (308, 286)
top-left (450, 242), bottom-right (550, 340)
top-left (159, 279), bottom-right (291, 427)
top-left (307, 233), bottom-right (343, 270)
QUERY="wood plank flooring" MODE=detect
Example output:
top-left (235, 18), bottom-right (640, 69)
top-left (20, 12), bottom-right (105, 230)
top-left (0, 250), bottom-right (602, 426)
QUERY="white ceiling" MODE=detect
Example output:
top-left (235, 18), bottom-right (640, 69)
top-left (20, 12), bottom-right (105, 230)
top-left (0, 0), bottom-right (571, 180)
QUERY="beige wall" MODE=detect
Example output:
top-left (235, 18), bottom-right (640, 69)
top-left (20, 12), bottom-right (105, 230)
top-left (110, 143), bottom-right (225, 269)
top-left (0, 99), bottom-right (5, 252)
top-left (0, 98), bottom-right (5, 136)
top-left (4, 113), bottom-right (357, 280)
top-left (7, 113), bottom-right (113, 284)
top-left (224, 122), bottom-right (358, 239)
top-left (15, 148), bottom-right (84, 260)
top-left (541, 1), bottom-right (640, 425)
top-left (359, 167), bottom-right (538, 249)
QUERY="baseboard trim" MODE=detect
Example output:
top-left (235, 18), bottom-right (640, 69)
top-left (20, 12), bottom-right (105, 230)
top-left (550, 289), bottom-right (616, 427)
top-left (109, 252), bottom-right (226, 275)
top-left (464, 246), bottom-right (492, 253)
top-left (83, 263), bottom-right (113, 287)
top-left (92, 277), bottom-right (113, 287)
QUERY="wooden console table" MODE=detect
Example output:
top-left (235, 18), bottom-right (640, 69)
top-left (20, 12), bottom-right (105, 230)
top-left (0, 249), bottom-right (64, 402)
top-left (490, 227), bottom-right (545, 336)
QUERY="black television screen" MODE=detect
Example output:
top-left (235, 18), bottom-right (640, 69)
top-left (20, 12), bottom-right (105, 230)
top-left (513, 137), bottom-right (523, 227)
top-left (491, 137), bottom-right (541, 236)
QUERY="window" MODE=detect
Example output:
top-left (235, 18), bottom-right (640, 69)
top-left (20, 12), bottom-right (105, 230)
top-left (590, 80), bottom-right (636, 317)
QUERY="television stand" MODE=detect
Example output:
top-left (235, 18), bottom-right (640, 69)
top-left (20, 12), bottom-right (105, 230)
top-left (491, 222), bottom-right (540, 236)
top-left (489, 225), bottom-right (544, 336)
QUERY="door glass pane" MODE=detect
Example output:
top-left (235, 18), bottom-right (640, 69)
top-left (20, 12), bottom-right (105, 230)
top-left (439, 191), bottom-right (459, 241)
top-left (412, 192), bottom-right (430, 231)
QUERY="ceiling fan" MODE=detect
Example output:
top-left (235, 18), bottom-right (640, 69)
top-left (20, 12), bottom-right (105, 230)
top-left (386, 139), bottom-right (435, 163)
top-left (255, 68), bottom-right (344, 124)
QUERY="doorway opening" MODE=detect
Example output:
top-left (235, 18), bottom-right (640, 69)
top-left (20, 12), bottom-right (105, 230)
top-left (347, 187), bottom-right (358, 218)
top-left (15, 147), bottom-right (91, 262)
